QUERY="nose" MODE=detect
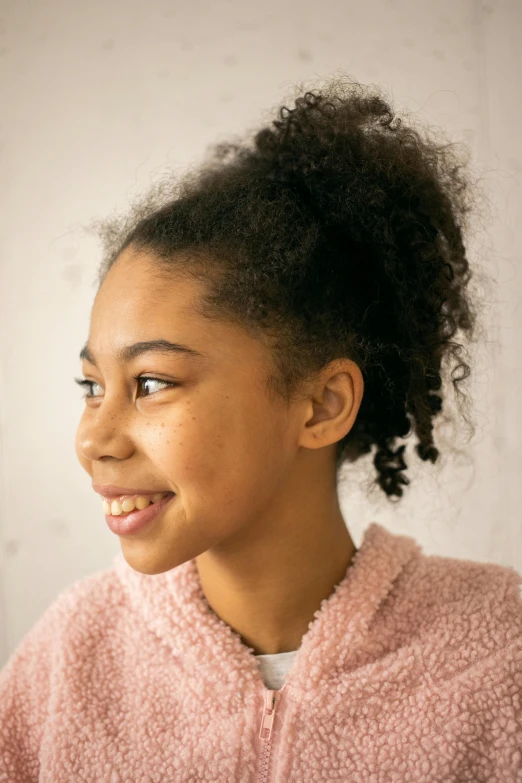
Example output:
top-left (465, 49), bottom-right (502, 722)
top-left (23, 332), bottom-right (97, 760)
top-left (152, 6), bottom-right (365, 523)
top-left (75, 397), bottom-right (134, 464)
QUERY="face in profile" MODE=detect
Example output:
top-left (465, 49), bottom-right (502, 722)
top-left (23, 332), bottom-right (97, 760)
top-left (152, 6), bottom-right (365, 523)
top-left (75, 246), bottom-right (304, 575)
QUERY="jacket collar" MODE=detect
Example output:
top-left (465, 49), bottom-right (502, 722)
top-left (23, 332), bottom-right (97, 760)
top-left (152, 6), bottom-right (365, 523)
top-left (112, 522), bottom-right (421, 692)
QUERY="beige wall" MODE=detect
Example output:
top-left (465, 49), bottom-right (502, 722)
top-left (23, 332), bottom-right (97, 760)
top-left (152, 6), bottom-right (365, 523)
top-left (0, 0), bottom-right (521, 665)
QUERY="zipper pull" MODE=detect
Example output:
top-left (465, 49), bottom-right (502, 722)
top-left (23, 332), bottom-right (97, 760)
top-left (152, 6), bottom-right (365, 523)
top-left (259, 690), bottom-right (278, 740)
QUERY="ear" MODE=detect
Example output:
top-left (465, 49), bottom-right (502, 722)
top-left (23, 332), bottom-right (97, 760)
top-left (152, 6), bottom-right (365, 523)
top-left (298, 360), bottom-right (364, 451)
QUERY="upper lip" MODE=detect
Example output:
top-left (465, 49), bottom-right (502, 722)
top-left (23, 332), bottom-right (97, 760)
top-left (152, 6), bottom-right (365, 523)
top-left (92, 484), bottom-right (175, 498)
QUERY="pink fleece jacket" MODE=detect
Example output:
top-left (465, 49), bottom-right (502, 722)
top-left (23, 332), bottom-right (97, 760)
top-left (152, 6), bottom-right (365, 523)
top-left (1, 521), bottom-right (521, 782)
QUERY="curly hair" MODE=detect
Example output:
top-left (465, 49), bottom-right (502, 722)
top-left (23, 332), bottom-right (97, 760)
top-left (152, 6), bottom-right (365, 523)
top-left (89, 74), bottom-right (492, 503)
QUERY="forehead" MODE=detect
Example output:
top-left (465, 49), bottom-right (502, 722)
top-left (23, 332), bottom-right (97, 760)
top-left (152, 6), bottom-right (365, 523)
top-left (95, 249), bottom-right (201, 310)
top-left (88, 248), bottom-right (271, 367)
top-left (86, 252), bottom-right (213, 366)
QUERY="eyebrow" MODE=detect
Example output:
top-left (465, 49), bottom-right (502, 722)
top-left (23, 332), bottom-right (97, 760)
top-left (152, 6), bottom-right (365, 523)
top-left (79, 339), bottom-right (207, 365)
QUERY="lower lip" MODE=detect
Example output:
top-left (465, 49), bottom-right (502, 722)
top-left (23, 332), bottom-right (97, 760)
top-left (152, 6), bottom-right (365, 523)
top-left (105, 493), bottom-right (176, 535)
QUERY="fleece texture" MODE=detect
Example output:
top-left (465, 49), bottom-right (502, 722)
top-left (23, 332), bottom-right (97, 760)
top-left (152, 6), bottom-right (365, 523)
top-left (1, 521), bottom-right (521, 782)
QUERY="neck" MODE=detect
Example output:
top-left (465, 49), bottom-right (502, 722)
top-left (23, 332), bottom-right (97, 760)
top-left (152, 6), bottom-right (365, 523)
top-left (195, 495), bottom-right (357, 656)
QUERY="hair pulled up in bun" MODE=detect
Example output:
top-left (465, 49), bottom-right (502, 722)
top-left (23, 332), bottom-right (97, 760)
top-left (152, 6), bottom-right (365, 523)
top-left (91, 74), bottom-right (490, 502)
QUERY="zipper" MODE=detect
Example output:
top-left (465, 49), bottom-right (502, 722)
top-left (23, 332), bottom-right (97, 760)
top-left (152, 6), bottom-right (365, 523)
top-left (257, 684), bottom-right (287, 783)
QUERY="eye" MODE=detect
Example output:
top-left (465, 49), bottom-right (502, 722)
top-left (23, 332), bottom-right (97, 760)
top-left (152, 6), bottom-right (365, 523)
top-left (74, 376), bottom-right (178, 399)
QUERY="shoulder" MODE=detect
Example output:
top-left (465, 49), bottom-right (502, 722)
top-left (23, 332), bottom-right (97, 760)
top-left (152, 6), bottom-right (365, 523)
top-left (412, 540), bottom-right (520, 582)
top-left (395, 545), bottom-right (522, 672)
top-left (45, 559), bottom-right (130, 651)
top-left (408, 547), bottom-right (522, 619)
top-left (1, 560), bottom-right (124, 680)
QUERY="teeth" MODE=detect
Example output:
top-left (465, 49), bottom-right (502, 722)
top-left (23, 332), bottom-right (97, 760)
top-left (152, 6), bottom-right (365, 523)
top-left (102, 492), bottom-right (170, 516)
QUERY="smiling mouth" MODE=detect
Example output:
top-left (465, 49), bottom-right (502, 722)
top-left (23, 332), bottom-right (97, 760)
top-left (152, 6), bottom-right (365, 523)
top-left (104, 493), bottom-right (177, 536)
top-left (100, 492), bottom-right (174, 516)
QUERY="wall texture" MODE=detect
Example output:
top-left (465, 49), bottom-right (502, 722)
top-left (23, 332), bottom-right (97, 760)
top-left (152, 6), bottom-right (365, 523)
top-left (0, 0), bottom-right (520, 666)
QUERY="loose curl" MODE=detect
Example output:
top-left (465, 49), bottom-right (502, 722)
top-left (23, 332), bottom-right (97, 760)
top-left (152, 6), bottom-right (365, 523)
top-left (88, 74), bottom-right (492, 502)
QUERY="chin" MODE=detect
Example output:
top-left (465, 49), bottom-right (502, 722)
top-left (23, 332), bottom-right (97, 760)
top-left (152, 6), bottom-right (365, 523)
top-left (118, 538), bottom-right (198, 576)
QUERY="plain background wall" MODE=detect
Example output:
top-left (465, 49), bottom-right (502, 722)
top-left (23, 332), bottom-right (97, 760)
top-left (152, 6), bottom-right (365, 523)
top-left (0, 0), bottom-right (521, 667)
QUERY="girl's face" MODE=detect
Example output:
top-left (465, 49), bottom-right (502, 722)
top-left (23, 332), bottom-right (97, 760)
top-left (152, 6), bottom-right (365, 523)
top-left (75, 246), bottom-right (308, 574)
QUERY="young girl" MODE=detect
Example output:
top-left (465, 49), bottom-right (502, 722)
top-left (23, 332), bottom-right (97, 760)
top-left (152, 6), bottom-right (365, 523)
top-left (1, 76), bottom-right (521, 782)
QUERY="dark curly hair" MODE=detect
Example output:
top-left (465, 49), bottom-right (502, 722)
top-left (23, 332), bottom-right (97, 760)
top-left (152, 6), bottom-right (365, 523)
top-left (88, 74), bottom-right (493, 503)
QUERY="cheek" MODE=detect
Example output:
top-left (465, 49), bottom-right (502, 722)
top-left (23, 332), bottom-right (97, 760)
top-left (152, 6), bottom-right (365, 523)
top-left (150, 392), bottom-right (286, 494)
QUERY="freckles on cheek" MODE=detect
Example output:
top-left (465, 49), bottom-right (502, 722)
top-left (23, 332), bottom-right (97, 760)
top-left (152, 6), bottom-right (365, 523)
top-left (150, 411), bottom-right (205, 465)
top-left (153, 393), bottom-right (246, 476)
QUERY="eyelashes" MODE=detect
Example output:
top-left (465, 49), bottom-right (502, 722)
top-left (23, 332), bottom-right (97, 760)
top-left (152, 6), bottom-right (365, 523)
top-left (74, 376), bottom-right (179, 399)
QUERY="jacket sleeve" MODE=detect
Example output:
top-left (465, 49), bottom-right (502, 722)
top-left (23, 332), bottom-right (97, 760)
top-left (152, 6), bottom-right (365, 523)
top-left (0, 593), bottom-right (67, 783)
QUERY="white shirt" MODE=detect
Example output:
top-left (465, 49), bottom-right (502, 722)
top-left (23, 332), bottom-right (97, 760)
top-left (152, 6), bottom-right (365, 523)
top-left (254, 649), bottom-right (299, 690)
